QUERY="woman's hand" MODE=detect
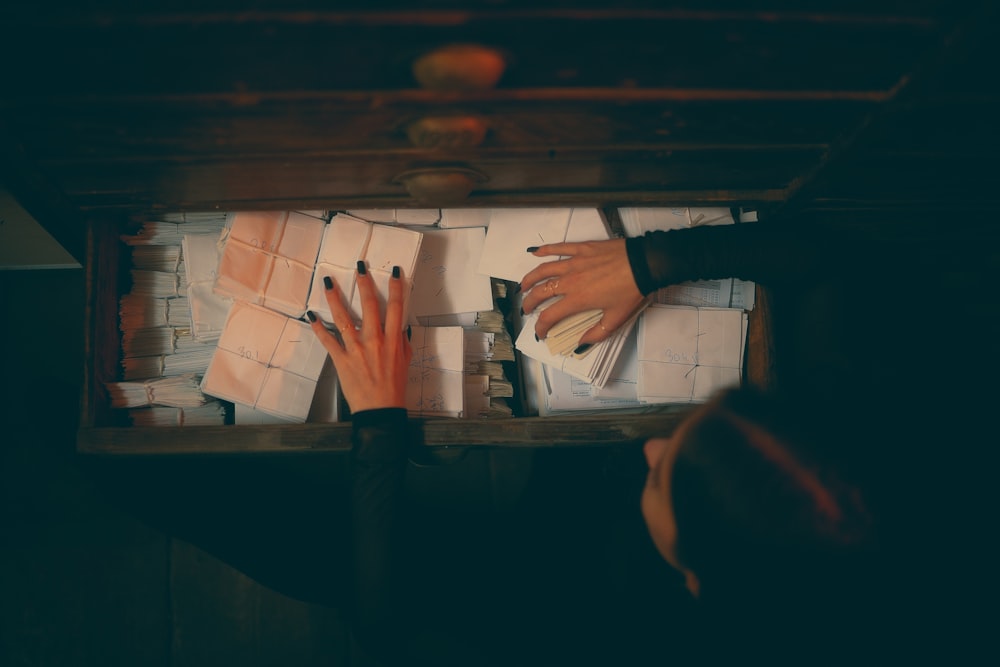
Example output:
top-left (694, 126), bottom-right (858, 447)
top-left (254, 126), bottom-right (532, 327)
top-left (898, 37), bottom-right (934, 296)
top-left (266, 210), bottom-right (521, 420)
top-left (308, 261), bottom-right (411, 413)
top-left (520, 239), bottom-right (645, 345)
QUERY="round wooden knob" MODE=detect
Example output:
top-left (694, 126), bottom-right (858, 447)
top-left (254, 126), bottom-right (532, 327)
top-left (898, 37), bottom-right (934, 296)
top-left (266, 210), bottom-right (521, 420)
top-left (393, 167), bottom-right (488, 204)
top-left (412, 44), bottom-right (506, 91)
top-left (406, 116), bottom-right (489, 149)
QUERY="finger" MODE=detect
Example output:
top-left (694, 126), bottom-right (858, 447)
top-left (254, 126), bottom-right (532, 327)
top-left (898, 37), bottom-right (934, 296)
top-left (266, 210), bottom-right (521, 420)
top-left (519, 259), bottom-right (568, 306)
top-left (322, 275), bottom-right (360, 350)
top-left (354, 260), bottom-right (383, 339)
top-left (533, 295), bottom-right (589, 341)
top-left (307, 310), bottom-right (347, 364)
top-left (383, 265), bottom-right (405, 341)
top-left (528, 242), bottom-right (586, 258)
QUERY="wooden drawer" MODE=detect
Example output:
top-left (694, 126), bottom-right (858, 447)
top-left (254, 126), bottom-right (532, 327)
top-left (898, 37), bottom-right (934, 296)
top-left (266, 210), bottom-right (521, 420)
top-left (77, 208), bottom-right (775, 455)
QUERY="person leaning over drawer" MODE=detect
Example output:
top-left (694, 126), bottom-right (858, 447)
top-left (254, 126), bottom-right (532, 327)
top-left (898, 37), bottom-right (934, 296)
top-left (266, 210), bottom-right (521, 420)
top-left (307, 255), bottom-right (887, 665)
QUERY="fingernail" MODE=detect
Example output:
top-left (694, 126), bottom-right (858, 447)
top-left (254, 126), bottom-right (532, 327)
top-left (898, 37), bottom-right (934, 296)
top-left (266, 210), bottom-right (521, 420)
top-left (534, 333), bottom-right (540, 342)
top-left (519, 307), bottom-right (524, 316)
top-left (356, 260), bottom-right (367, 276)
top-left (406, 325), bottom-right (412, 341)
top-left (323, 276), bottom-right (333, 290)
top-left (392, 265), bottom-right (400, 279)
top-left (574, 343), bottom-right (592, 354)
top-left (306, 310), bottom-right (317, 323)
top-left (526, 246), bottom-right (539, 253)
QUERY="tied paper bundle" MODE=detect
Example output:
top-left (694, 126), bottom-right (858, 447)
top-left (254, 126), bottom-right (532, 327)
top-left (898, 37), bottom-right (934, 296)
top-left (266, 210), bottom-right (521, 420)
top-left (214, 211), bottom-right (327, 319)
top-left (105, 374), bottom-right (208, 409)
top-left (129, 402), bottom-right (227, 427)
top-left (201, 301), bottom-right (329, 423)
top-left (306, 214), bottom-right (423, 327)
top-left (406, 326), bottom-right (466, 417)
top-left (182, 233), bottom-right (232, 342)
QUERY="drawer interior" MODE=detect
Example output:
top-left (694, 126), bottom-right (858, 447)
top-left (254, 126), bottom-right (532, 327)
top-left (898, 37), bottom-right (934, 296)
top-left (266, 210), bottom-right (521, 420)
top-left (79, 208), bottom-right (772, 454)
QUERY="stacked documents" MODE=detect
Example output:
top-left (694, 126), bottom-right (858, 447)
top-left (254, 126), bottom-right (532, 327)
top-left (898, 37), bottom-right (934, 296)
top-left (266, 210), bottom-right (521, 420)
top-left (201, 301), bottom-right (329, 423)
top-left (105, 374), bottom-right (208, 409)
top-left (128, 402), bottom-right (227, 427)
top-left (182, 233), bottom-right (233, 342)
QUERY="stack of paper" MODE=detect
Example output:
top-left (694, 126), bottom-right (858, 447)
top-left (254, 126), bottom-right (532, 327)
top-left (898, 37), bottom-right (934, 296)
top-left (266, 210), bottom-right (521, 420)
top-left (121, 212), bottom-right (231, 245)
top-left (121, 326), bottom-right (204, 359)
top-left (214, 211), bottom-right (326, 319)
top-left (200, 301), bottom-right (329, 423)
top-left (409, 228), bottom-right (494, 318)
top-left (306, 214), bottom-right (424, 326)
top-left (346, 209), bottom-right (441, 226)
top-left (477, 208), bottom-right (609, 282)
top-left (105, 374), bottom-right (208, 409)
top-left (119, 295), bottom-right (191, 330)
top-left (182, 233), bottom-right (233, 342)
top-left (130, 245), bottom-right (182, 272)
top-left (406, 325), bottom-right (466, 417)
top-left (121, 348), bottom-right (217, 381)
top-left (128, 401), bottom-right (227, 427)
top-left (636, 305), bottom-right (747, 403)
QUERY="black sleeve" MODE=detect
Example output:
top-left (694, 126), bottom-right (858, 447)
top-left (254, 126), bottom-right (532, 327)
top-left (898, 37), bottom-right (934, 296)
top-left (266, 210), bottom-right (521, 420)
top-left (624, 221), bottom-right (850, 295)
top-left (349, 407), bottom-right (410, 663)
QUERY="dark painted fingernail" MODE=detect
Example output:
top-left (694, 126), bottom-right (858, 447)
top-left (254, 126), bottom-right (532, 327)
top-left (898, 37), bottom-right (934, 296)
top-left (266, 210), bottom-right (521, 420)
top-left (534, 333), bottom-right (540, 342)
top-left (406, 325), bottom-right (412, 341)
top-left (356, 260), bottom-right (367, 276)
top-left (306, 310), bottom-right (317, 322)
top-left (519, 307), bottom-right (524, 316)
top-left (323, 276), bottom-right (333, 290)
top-left (574, 343), bottom-right (592, 354)
top-left (392, 265), bottom-right (400, 279)
top-left (526, 246), bottom-right (539, 253)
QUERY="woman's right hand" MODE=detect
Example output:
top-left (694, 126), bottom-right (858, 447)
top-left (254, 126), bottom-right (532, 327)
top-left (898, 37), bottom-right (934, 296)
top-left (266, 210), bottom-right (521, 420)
top-left (308, 261), bottom-right (411, 413)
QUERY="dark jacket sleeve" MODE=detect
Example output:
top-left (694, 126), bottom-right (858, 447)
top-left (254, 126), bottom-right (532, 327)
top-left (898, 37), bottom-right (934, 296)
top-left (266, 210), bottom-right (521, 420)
top-left (624, 221), bottom-right (852, 295)
top-left (349, 407), bottom-right (410, 663)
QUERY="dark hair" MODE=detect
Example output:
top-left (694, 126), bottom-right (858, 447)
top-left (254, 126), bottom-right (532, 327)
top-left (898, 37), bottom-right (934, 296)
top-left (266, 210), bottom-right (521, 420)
top-left (670, 388), bottom-right (882, 658)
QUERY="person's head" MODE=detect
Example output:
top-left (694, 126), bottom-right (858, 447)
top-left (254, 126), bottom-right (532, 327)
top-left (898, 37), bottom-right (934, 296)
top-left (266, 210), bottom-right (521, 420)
top-left (641, 388), bottom-right (879, 646)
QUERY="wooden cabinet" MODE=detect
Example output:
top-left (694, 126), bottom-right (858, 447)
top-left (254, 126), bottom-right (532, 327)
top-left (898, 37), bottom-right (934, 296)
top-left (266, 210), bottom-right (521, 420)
top-left (1, 1), bottom-right (994, 454)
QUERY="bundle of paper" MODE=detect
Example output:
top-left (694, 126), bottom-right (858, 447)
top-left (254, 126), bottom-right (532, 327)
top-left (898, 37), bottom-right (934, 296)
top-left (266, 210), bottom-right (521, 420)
top-left (129, 269), bottom-right (184, 298)
top-left (409, 228), bottom-right (493, 318)
top-left (406, 325), bottom-right (466, 417)
top-left (130, 245), bottom-right (182, 272)
top-left (214, 211), bottom-right (327, 319)
top-left (121, 326), bottom-right (204, 358)
top-left (201, 301), bottom-right (329, 423)
top-left (119, 295), bottom-right (191, 330)
top-left (234, 358), bottom-right (341, 425)
top-left (541, 308), bottom-right (605, 356)
top-left (636, 304), bottom-right (747, 404)
top-left (105, 374), bottom-right (208, 409)
top-left (121, 213), bottom-right (230, 245)
top-left (306, 214), bottom-right (423, 326)
top-left (346, 209), bottom-right (441, 226)
top-left (128, 401), bottom-right (227, 427)
top-left (182, 233), bottom-right (232, 342)
top-left (477, 208), bottom-right (610, 282)
top-left (121, 347), bottom-right (217, 381)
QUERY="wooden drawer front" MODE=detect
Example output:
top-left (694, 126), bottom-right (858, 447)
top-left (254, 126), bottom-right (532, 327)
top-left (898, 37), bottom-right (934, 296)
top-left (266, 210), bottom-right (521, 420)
top-left (51, 149), bottom-right (818, 211)
top-left (2, 11), bottom-right (938, 98)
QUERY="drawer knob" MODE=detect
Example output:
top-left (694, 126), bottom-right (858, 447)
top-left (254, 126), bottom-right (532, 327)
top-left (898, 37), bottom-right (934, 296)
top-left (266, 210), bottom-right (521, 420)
top-left (412, 44), bottom-right (506, 91)
top-left (407, 115), bottom-right (489, 149)
top-left (393, 167), bottom-right (488, 204)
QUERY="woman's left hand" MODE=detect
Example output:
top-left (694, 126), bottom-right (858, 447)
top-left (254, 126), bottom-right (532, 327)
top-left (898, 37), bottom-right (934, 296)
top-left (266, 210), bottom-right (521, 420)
top-left (308, 262), bottom-right (411, 413)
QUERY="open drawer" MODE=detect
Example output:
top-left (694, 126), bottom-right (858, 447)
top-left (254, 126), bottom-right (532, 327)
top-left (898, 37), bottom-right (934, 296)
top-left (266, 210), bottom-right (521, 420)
top-left (78, 209), bottom-right (776, 455)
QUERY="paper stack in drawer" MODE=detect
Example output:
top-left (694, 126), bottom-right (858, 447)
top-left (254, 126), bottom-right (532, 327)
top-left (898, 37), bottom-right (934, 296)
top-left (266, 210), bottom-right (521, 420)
top-left (306, 213), bottom-right (423, 327)
top-left (636, 304), bottom-right (747, 404)
top-left (214, 211), bottom-right (326, 319)
top-left (201, 301), bottom-right (329, 423)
